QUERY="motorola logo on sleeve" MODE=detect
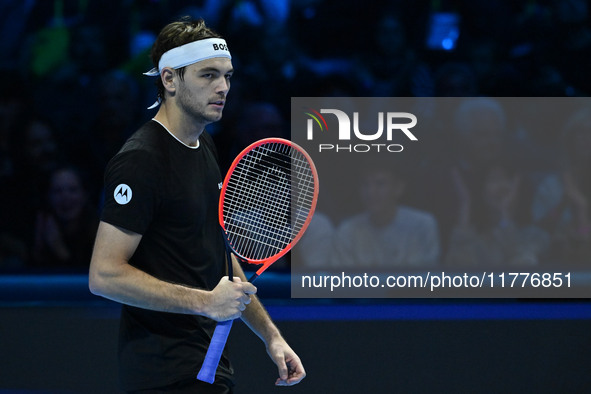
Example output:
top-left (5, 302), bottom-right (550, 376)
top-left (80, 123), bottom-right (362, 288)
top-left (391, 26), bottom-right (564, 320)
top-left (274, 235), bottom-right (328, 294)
top-left (114, 184), bottom-right (133, 205)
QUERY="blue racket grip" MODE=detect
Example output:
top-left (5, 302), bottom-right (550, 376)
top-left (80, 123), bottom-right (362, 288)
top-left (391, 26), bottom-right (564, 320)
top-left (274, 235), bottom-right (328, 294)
top-left (197, 319), bottom-right (234, 383)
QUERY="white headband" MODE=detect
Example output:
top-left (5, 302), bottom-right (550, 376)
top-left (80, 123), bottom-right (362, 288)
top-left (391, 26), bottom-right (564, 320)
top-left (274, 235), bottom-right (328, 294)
top-left (144, 37), bottom-right (231, 76)
top-left (144, 38), bottom-right (231, 108)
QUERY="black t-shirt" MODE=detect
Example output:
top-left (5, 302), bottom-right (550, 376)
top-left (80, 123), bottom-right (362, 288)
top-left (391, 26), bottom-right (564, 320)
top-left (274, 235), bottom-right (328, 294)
top-left (101, 120), bottom-right (231, 391)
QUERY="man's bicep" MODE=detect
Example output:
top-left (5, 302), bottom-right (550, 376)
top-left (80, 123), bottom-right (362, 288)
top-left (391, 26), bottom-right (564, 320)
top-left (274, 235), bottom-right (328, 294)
top-left (90, 221), bottom-right (142, 277)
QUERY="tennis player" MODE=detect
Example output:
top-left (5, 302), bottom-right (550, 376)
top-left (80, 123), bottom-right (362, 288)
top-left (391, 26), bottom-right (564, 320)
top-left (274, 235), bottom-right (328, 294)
top-left (88, 18), bottom-right (305, 393)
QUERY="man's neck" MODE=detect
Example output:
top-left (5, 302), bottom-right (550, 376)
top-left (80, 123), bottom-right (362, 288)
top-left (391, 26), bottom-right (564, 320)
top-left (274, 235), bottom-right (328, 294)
top-left (153, 103), bottom-right (205, 147)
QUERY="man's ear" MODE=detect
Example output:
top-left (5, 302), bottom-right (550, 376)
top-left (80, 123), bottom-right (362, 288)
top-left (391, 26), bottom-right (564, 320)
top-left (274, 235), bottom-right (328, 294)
top-left (161, 67), bottom-right (176, 94)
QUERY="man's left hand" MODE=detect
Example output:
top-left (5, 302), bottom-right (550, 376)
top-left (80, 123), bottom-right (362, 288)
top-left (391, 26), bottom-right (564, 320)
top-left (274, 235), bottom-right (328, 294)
top-left (266, 337), bottom-right (306, 386)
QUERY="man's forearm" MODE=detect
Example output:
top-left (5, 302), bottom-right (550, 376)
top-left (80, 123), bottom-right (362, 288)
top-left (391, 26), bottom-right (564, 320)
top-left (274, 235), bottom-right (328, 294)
top-left (232, 257), bottom-right (282, 345)
top-left (88, 221), bottom-right (235, 319)
top-left (90, 258), bottom-right (212, 315)
top-left (231, 256), bottom-right (306, 386)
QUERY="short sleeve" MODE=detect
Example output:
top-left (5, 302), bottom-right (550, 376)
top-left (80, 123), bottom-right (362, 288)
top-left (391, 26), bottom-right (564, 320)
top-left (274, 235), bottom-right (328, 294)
top-left (101, 149), bottom-right (162, 235)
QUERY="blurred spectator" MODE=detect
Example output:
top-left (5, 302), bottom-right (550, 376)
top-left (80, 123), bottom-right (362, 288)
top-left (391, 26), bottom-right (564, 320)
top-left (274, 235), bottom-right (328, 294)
top-left (28, 23), bottom-right (111, 139)
top-left (0, 1), bottom-right (35, 70)
top-left (228, 0), bottom-right (290, 31)
top-left (433, 62), bottom-right (478, 97)
top-left (235, 18), bottom-right (360, 108)
top-left (531, 108), bottom-right (591, 265)
top-left (333, 158), bottom-right (440, 268)
top-left (294, 211), bottom-right (335, 269)
top-left (22, 19), bottom-right (70, 80)
top-left (547, 0), bottom-right (591, 95)
top-left (0, 73), bottom-right (27, 182)
top-left (216, 101), bottom-right (287, 172)
top-left (358, 14), bottom-right (433, 97)
top-left (444, 159), bottom-right (549, 267)
top-left (31, 166), bottom-right (98, 269)
top-left (414, 98), bottom-right (515, 253)
top-left (10, 116), bottom-right (63, 200)
top-left (2, 117), bottom-right (65, 265)
top-left (466, 39), bottom-right (499, 95)
top-left (0, 82), bottom-right (29, 270)
top-left (237, 23), bottom-right (316, 110)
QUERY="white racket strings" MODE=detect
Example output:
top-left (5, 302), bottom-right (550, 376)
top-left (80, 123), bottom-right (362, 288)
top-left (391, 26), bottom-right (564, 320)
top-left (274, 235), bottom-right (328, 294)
top-left (223, 143), bottom-right (316, 260)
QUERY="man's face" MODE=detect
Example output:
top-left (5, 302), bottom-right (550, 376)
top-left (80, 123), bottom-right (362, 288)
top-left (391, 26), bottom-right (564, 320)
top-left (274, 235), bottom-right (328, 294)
top-left (49, 169), bottom-right (87, 222)
top-left (175, 57), bottom-right (233, 125)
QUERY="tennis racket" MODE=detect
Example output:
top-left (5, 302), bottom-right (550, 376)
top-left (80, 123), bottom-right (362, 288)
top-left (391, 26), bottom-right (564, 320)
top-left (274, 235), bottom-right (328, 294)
top-left (197, 137), bottom-right (319, 383)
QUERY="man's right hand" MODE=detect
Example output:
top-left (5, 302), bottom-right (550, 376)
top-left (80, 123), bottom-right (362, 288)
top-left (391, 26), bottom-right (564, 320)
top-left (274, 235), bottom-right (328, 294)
top-left (204, 277), bottom-right (257, 321)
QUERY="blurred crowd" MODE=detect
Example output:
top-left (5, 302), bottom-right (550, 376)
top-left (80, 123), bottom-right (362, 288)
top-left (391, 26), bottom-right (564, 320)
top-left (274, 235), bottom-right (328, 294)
top-left (298, 97), bottom-right (591, 271)
top-left (1, 0), bottom-right (590, 272)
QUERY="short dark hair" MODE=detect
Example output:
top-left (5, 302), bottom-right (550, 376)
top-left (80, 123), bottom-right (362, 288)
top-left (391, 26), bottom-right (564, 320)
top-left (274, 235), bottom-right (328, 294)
top-left (150, 18), bottom-right (222, 103)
